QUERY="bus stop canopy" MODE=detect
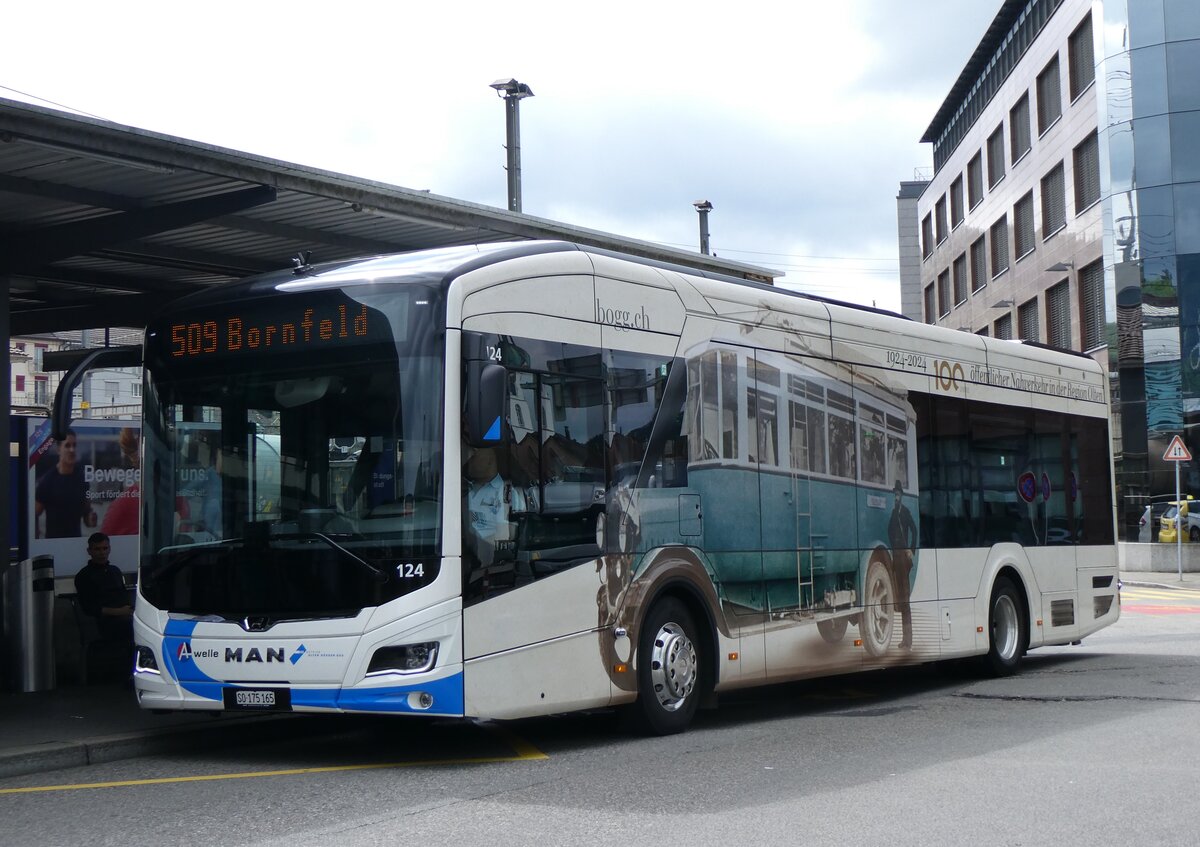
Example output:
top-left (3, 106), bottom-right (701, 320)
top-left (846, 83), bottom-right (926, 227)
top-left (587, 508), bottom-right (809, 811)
top-left (0, 96), bottom-right (777, 336)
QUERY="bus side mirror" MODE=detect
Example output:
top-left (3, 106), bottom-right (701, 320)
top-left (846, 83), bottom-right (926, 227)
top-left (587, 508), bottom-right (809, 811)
top-left (465, 362), bottom-right (508, 448)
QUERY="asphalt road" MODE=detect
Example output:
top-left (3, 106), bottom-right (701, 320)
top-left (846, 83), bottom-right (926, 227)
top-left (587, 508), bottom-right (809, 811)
top-left (3, 584), bottom-right (1199, 847)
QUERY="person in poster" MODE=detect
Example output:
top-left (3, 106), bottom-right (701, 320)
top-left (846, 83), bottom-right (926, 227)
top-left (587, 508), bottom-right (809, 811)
top-left (34, 428), bottom-right (96, 538)
top-left (100, 428), bottom-right (140, 537)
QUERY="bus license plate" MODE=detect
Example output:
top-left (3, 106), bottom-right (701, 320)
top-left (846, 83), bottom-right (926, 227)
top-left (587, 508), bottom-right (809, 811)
top-left (224, 687), bottom-right (291, 711)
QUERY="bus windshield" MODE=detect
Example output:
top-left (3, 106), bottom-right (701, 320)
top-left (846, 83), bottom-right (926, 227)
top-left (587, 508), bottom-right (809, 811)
top-left (138, 285), bottom-right (445, 623)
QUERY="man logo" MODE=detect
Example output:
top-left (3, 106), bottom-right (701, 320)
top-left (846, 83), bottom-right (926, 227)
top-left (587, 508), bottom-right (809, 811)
top-left (935, 359), bottom-right (965, 391)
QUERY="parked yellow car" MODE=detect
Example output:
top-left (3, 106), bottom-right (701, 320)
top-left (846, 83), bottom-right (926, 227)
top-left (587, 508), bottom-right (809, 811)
top-left (1159, 496), bottom-right (1199, 543)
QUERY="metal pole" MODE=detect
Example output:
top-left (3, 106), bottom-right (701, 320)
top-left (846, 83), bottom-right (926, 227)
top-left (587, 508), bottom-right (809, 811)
top-left (505, 95), bottom-right (522, 213)
top-left (491, 79), bottom-right (533, 214)
top-left (1177, 460), bottom-right (1183, 581)
top-left (81, 329), bottom-right (91, 418)
top-left (694, 201), bottom-right (713, 255)
top-left (1, 272), bottom-right (10, 567)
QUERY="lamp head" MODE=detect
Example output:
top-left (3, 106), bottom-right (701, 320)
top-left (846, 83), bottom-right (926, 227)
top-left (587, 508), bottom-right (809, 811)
top-left (490, 78), bottom-right (534, 99)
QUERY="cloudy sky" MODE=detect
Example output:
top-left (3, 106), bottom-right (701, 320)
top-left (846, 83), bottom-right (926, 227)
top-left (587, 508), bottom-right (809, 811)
top-left (3, 1), bottom-right (1001, 311)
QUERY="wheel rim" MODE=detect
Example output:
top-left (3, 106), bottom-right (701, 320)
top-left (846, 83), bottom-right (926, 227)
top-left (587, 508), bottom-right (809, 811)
top-left (863, 564), bottom-right (893, 647)
top-left (649, 622), bottom-right (697, 712)
top-left (992, 593), bottom-right (1020, 661)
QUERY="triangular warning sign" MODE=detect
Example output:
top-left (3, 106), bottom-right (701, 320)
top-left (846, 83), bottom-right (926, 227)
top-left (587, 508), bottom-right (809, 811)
top-left (1164, 435), bottom-right (1192, 462)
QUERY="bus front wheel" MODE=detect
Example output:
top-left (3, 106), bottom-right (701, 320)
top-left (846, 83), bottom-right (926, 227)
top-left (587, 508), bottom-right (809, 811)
top-left (632, 597), bottom-right (703, 735)
top-left (860, 556), bottom-right (895, 658)
top-left (982, 577), bottom-right (1027, 676)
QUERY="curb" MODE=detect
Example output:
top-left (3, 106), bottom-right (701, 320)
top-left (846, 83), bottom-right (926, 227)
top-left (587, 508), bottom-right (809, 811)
top-left (0, 713), bottom-right (310, 781)
top-left (1118, 573), bottom-right (1195, 587)
top-left (1122, 576), bottom-right (1197, 590)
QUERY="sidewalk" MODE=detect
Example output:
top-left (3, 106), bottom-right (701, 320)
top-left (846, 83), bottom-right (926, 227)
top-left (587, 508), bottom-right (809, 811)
top-left (0, 681), bottom-right (303, 780)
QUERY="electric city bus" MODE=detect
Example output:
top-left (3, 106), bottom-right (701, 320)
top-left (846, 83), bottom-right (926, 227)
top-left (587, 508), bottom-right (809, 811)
top-left (90, 241), bottom-right (1117, 734)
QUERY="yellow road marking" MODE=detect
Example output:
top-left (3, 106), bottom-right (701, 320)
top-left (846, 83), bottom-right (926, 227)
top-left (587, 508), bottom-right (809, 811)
top-left (0, 727), bottom-right (547, 796)
top-left (1124, 588), bottom-right (1200, 600)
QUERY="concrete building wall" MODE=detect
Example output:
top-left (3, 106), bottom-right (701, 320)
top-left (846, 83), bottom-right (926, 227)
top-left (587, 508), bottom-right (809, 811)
top-left (897, 180), bottom-right (928, 321)
top-left (916, 0), bottom-right (1103, 351)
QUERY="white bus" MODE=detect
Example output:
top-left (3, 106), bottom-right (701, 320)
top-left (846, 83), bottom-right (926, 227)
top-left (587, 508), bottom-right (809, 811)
top-left (114, 241), bottom-right (1117, 734)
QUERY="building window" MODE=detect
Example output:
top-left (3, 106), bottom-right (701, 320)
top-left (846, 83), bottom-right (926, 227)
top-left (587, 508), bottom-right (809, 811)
top-left (987, 125), bottom-right (1006, 188)
top-left (34, 376), bottom-right (49, 405)
top-left (968, 152), bottom-right (984, 209)
top-left (953, 253), bottom-right (968, 306)
top-left (1074, 131), bottom-right (1101, 211)
top-left (34, 344), bottom-right (47, 371)
top-left (1068, 13), bottom-right (1095, 101)
top-left (976, 326), bottom-right (990, 337)
top-left (1014, 192), bottom-right (1036, 259)
top-left (990, 216), bottom-right (1010, 277)
top-left (938, 269), bottom-right (951, 318)
top-left (1047, 280), bottom-right (1072, 349)
top-left (970, 236), bottom-right (987, 292)
top-left (15, 375), bottom-right (25, 393)
top-left (15, 342), bottom-right (25, 352)
top-left (1037, 55), bottom-right (1062, 135)
top-left (995, 313), bottom-right (1013, 340)
top-left (935, 195), bottom-right (948, 244)
top-left (922, 213), bottom-right (934, 259)
top-left (1019, 297), bottom-right (1041, 342)
top-left (132, 382), bottom-right (142, 398)
top-left (924, 283), bottom-right (937, 323)
top-left (1079, 260), bottom-right (1105, 350)
top-left (1041, 162), bottom-right (1066, 238)
top-left (1010, 93), bottom-right (1032, 163)
top-left (950, 175), bottom-right (964, 228)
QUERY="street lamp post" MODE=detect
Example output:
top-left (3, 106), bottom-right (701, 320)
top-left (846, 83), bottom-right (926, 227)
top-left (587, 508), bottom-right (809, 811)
top-left (490, 78), bottom-right (534, 213)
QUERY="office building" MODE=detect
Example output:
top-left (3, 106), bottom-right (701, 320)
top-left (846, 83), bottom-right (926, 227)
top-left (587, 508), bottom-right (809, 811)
top-left (905, 0), bottom-right (1200, 539)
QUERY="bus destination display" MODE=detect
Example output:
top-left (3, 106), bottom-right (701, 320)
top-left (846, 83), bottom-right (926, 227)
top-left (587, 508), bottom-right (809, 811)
top-left (169, 302), bottom-right (371, 358)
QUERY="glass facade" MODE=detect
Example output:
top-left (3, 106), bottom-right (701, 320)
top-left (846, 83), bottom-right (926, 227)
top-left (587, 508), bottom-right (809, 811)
top-left (1099, 0), bottom-right (1200, 538)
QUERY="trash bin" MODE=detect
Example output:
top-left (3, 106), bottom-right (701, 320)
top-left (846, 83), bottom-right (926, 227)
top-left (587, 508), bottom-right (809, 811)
top-left (2, 555), bottom-right (55, 692)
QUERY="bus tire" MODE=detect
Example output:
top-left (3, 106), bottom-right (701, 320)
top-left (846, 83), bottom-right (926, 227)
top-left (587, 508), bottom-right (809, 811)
top-left (631, 597), bottom-right (703, 735)
top-left (861, 555), bottom-right (895, 658)
top-left (817, 617), bottom-right (848, 644)
top-left (981, 577), bottom-right (1027, 676)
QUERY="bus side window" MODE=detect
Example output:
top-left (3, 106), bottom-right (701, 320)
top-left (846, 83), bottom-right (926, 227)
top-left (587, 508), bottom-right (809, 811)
top-left (607, 352), bottom-right (688, 488)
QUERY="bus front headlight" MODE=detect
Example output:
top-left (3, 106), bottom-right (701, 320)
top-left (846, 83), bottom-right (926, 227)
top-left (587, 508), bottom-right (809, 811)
top-left (365, 641), bottom-right (439, 676)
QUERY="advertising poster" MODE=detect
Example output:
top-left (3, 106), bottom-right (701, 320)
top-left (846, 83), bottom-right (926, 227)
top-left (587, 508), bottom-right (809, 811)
top-left (26, 418), bottom-right (140, 578)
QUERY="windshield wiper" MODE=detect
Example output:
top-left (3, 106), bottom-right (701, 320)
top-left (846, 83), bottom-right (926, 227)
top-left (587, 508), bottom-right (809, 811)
top-left (279, 531), bottom-right (389, 581)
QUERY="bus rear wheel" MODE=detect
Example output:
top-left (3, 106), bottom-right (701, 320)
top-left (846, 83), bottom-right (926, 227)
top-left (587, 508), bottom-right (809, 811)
top-left (631, 597), bottom-right (703, 735)
top-left (860, 556), bottom-right (895, 657)
top-left (982, 577), bottom-right (1027, 676)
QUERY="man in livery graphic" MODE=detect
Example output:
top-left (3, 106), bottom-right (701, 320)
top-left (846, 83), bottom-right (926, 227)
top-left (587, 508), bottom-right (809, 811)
top-left (887, 478), bottom-right (917, 650)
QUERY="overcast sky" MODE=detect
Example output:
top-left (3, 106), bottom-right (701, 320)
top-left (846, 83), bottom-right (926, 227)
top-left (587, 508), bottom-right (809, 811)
top-left (3, 1), bottom-right (1002, 312)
